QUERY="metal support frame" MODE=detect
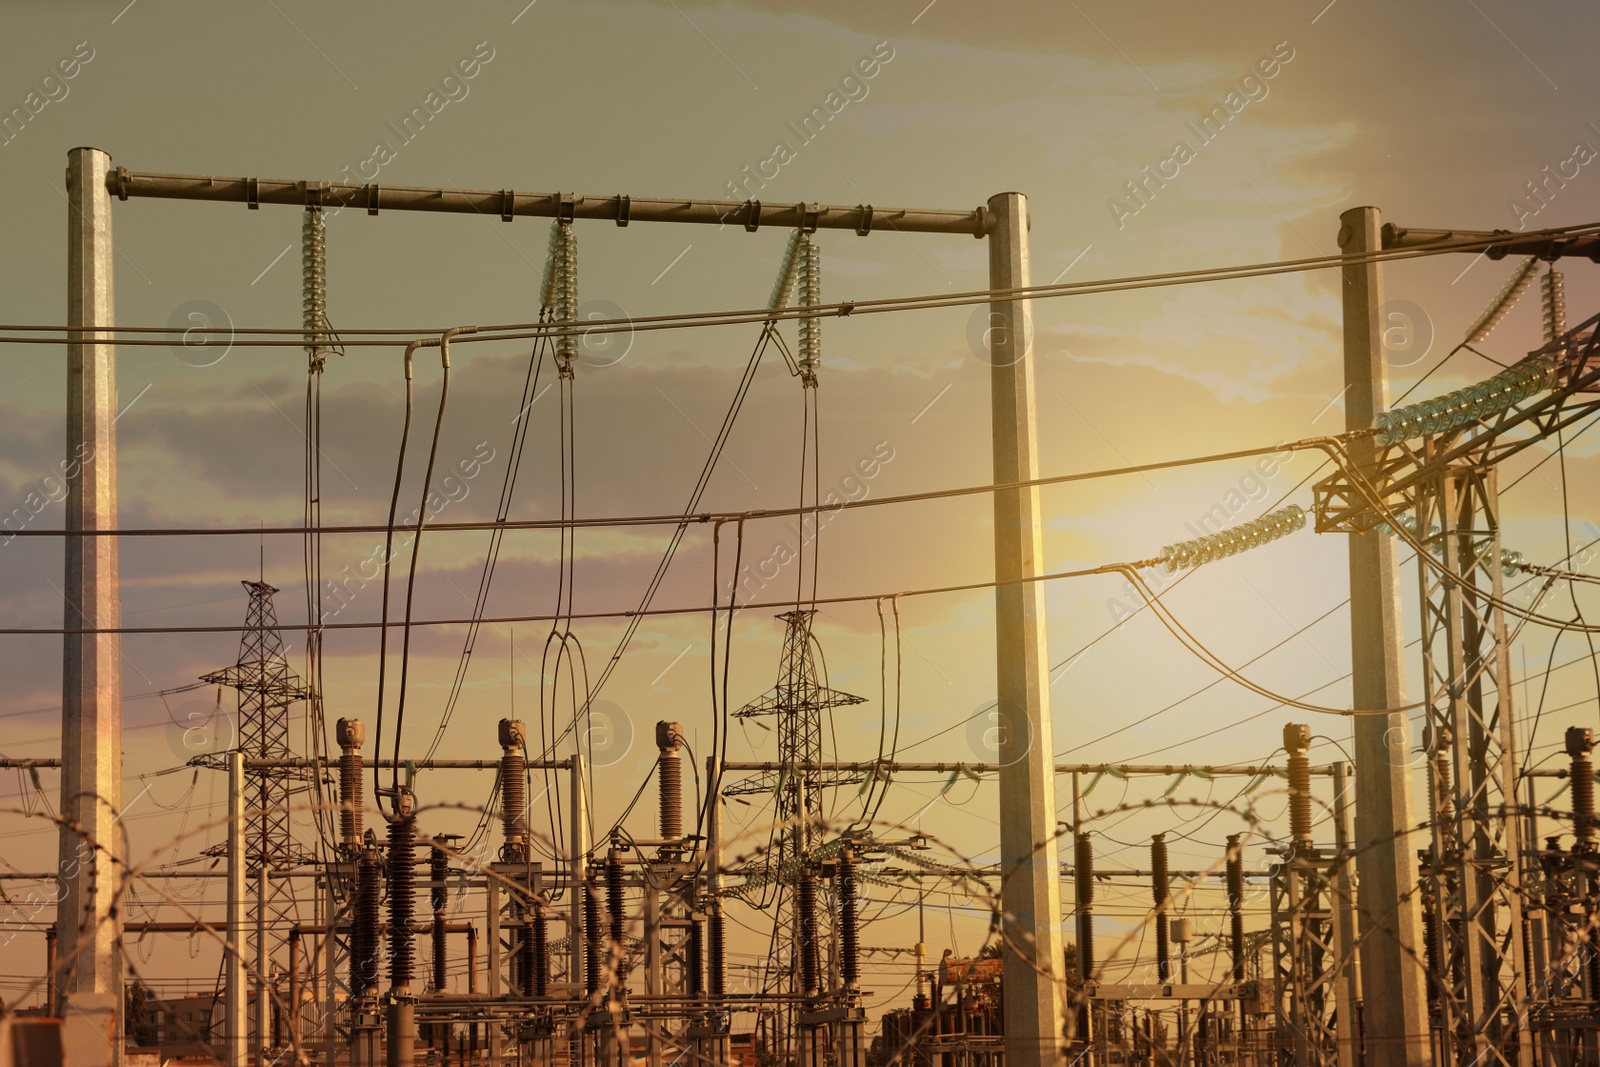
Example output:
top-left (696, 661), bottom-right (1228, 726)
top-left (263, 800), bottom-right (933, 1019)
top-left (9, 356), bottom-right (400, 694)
top-left (1418, 464), bottom-right (1532, 1067)
top-left (1268, 845), bottom-right (1340, 1066)
top-left (1338, 204), bottom-right (1437, 1067)
top-left (728, 609), bottom-right (867, 1063)
top-left (69, 155), bottom-right (1071, 1065)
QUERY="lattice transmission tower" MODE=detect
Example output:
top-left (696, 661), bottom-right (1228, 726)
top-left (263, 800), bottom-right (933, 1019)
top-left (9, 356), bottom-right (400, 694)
top-left (727, 609), bottom-right (865, 1065)
top-left (202, 579), bottom-right (315, 871)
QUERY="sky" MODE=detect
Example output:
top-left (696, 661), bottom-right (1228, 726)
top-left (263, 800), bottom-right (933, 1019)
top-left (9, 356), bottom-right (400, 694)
top-left (0, 0), bottom-right (1597, 1028)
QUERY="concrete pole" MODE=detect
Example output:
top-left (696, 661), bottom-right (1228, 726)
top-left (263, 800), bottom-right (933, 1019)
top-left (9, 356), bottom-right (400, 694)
top-left (644, 882), bottom-right (661, 1067)
top-left (228, 751), bottom-right (248, 1067)
top-left (1332, 762), bottom-right (1360, 1067)
top-left (256, 866), bottom-right (269, 1067)
top-left (988, 190), bottom-right (1067, 1067)
top-left (56, 146), bottom-right (122, 1027)
top-left (1338, 205), bottom-right (1432, 1067)
top-left (571, 753), bottom-right (589, 998)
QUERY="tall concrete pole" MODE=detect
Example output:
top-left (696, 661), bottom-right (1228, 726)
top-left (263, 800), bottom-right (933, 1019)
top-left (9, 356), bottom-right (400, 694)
top-left (57, 146), bottom-right (122, 1026)
top-left (570, 753), bottom-right (589, 995)
top-left (228, 751), bottom-right (249, 1067)
top-left (256, 867), bottom-right (269, 1067)
top-left (1338, 205), bottom-right (1433, 1067)
top-left (988, 191), bottom-right (1067, 1067)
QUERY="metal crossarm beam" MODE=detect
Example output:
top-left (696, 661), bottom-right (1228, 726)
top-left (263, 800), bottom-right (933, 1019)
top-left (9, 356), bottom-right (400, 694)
top-left (106, 167), bottom-right (992, 237)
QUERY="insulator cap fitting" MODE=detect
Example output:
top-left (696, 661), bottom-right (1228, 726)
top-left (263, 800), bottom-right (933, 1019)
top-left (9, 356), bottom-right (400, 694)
top-left (1567, 726), bottom-right (1594, 759)
top-left (499, 718), bottom-right (526, 750)
top-left (337, 717), bottom-right (365, 750)
top-left (656, 720), bottom-right (684, 752)
top-left (1282, 723), bottom-right (1312, 754)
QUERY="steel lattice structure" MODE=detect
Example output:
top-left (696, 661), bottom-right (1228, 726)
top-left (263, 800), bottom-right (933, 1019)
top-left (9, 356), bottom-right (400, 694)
top-left (201, 580), bottom-right (315, 871)
top-left (1314, 311), bottom-right (1600, 1067)
top-left (200, 579), bottom-right (315, 1053)
top-left (727, 609), bottom-right (865, 1066)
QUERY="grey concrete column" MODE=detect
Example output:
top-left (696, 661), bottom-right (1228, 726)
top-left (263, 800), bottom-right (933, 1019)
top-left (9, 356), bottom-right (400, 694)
top-left (988, 190), bottom-right (1067, 1067)
top-left (570, 752), bottom-right (589, 998)
top-left (228, 751), bottom-right (248, 1067)
top-left (1338, 205), bottom-right (1433, 1067)
top-left (56, 146), bottom-right (123, 1021)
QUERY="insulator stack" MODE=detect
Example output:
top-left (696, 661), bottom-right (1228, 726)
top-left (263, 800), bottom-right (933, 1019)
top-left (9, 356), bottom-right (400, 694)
top-left (336, 718), bottom-right (365, 855)
top-left (799, 873), bottom-right (821, 996)
top-left (1159, 505), bottom-right (1305, 572)
top-left (353, 840), bottom-right (382, 998)
top-left (798, 239), bottom-right (821, 384)
top-left (1373, 351), bottom-right (1560, 446)
top-left (1543, 268), bottom-right (1567, 344)
top-left (1420, 877), bottom-right (1441, 1006)
top-left (601, 851), bottom-right (627, 991)
top-left (1225, 834), bottom-right (1245, 983)
top-left (1285, 723), bottom-right (1313, 851)
top-left (708, 905), bottom-right (726, 997)
top-left (498, 719), bottom-right (529, 863)
top-left (687, 915), bottom-right (706, 997)
top-left (1075, 833), bottom-right (1096, 976)
top-left (1151, 834), bottom-right (1171, 983)
top-left (1569, 727), bottom-right (1595, 848)
top-left (430, 841), bottom-right (450, 993)
top-left (768, 230), bottom-right (804, 311)
top-left (838, 853), bottom-right (860, 989)
top-left (1374, 512), bottom-right (1529, 576)
top-left (387, 793), bottom-right (417, 990)
top-left (606, 851), bottom-right (628, 989)
top-left (1465, 255), bottom-right (1538, 346)
top-left (531, 903), bottom-right (550, 997)
top-left (584, 880), bottom-right (603, 994)
top-left (541, 221), bottom-right (579, 370)
top-left (656, 721), bottom-right (684, 842)
top-left (1432, 728), bottom-right (1456, 849)
top-left (302, 207), bottom-right (329, 366)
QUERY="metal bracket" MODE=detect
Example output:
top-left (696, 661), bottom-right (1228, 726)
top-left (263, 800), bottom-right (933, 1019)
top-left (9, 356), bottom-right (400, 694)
top-left (556, 194), bottom-right (577, 223)
top-left (616, 194), bottom-right (631, 227)
top-left (246, 177), bottom-right (260, 211)
top-left (855, 205), bottom-right (873, 237)
top-left (743, 200), bottom-right (761, 233)
top-left (367, 184), bottom-right (380, 216)
top-left (799, 202), bottom-right (820, 234)
top-left (300, 180), bottom-right (328, 207)
top-left (500, 189), bottom-right (515, 222)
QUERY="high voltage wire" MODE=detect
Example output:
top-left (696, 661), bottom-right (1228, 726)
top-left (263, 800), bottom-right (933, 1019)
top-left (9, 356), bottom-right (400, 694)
top-left (3, 217), bottom-right (1598, 349)
top-left (0, 439), bottom-right (1322, 541)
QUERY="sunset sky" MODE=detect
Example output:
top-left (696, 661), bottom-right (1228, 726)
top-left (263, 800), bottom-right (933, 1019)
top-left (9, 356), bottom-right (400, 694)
top-left (1, 0), bottom-right (1597, 1017)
